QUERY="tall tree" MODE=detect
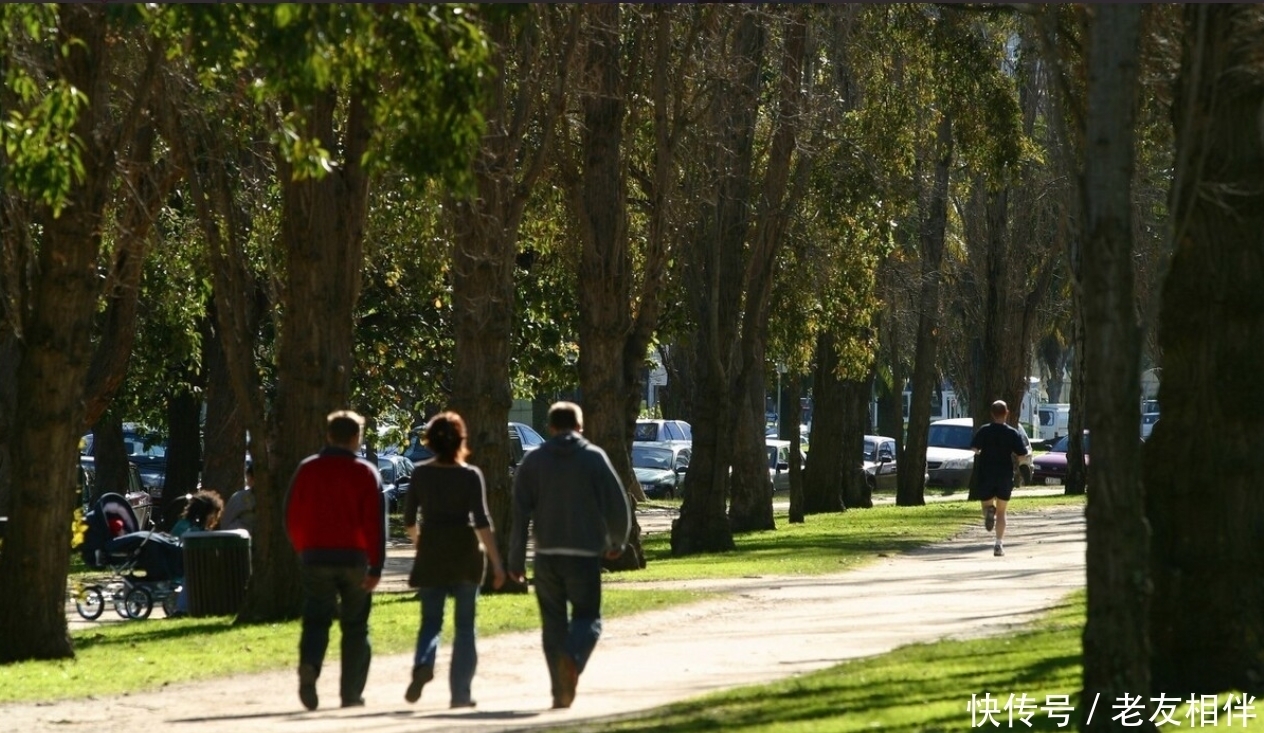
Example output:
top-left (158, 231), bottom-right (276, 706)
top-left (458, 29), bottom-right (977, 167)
top-left (0, 5), bottom-right (165, 662)
top-left (898, 111), bottom-right (952, 508)
top-left (447, 6), bottom-right (574, 580)
top-left (1148, 3), bottom-right (1264, 696)
top-left (172, 4), bottom-right (489, 620)
top-left (1075, 5), bottom-right (1151, 728)
top-left (671, 6), bottom-right (810, 552)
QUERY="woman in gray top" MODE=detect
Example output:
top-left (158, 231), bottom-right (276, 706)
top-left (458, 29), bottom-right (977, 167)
top-left (402, 412), bottom-right (505, 708)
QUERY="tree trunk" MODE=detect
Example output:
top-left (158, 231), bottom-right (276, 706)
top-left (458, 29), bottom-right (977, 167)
top-left (839, 377), bottom-right (871, 509)
top-left (567, 4), bottom-right (652, 570)
top-left (1063, 316), bottom-right (1088, 496)
top-left (91, 415), bottom-right (130, 505)
top-left (201, 306), bottom-right (246, 507)
top-left (1148, 3), bottom-right (1264, 696)
top-left (165, 384), bottom-right (203, 500)
top-left (671, 10), bottom-right (764, 556)
top-left (729, 366), bottom-right (774, 533)
top-left (898, 112), bottom-right (952, 508)
top-left (82, 122), bottom-right (167, 430)
top-left (238, 89), bottom-right (370, 622)
top-left (448, 201), bottom-right (518, 581)
top-left (1076, 6), bottom-right (1152, 728)
top-left (973, 186), bottom-right (1012, 424)
top-left (449, 9), bottom-right (574, 585)
top-left (786, 370), bottom-right (805, 524)
top-left (0, 6), bottom-right (113, 663)
top-left (802, 330), bottom-right (846, 513)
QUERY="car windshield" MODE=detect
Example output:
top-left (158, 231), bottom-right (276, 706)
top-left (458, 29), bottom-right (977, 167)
top-left (927, 424), bottom-right (973, 450)
top-left (1050, 434), bottom-right (1091, 454)
top-left (862, 439), bottom-right (878, 460)
top-left (123, 435), bottom-right (166, 458)
top-left (631, 446), bottom-right (673, 470)
top-left (633, 423), bottom-right (660, 441)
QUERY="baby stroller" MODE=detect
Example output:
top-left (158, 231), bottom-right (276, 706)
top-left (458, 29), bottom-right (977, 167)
top-left (72, 492), bottom-right (182, 620)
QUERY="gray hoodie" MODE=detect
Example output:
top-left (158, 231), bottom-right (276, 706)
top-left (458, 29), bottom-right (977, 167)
top-left (508, 432), bottom-right (631, 575)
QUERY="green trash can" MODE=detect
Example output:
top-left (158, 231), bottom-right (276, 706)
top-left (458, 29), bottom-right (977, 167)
top-left (182, 529), bottom-right (251, 617)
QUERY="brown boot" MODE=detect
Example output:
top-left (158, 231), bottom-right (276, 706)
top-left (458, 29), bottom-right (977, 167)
top-left (551, 654), bottom-right (578, 709)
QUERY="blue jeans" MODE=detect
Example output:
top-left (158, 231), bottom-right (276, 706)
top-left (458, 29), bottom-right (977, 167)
top-left (414, 583), bottom-right (480, 705)
top-left (532, 554), bottom-right (603, 696)
top-left (298, 564), bottom-right (373, 704)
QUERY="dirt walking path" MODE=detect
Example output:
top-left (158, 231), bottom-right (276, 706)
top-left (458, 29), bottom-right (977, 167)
top-left (8, 503), bottom-right (1085, 733)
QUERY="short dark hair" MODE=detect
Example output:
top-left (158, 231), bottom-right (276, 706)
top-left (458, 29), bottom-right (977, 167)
top-left (424, 411), bottom-right (470, 463)
top-left (990, 400), bottom-right (1009, 418)
top-left (327, 410), bottom-right (365, 446)
top-left (548, 401), bottom-right (583, 432)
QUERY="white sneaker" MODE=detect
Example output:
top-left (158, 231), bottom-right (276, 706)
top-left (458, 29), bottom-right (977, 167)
top-left (994, 542), bottom-right (1005, 557)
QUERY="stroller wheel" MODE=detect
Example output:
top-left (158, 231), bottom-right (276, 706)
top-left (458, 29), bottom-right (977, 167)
top-left (162, 592), bottom-right (179, 618)
top-left (75, 586), bottom-right (106, 621)
top-left (123, 586), bottom-right (153, 620)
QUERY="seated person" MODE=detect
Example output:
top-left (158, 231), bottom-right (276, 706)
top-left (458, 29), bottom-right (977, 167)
top-left (219, 466), bottom-right (255, 535)
top-left (170, 490), bottom-right (224, 616)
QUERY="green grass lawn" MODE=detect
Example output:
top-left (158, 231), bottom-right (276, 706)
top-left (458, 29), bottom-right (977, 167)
top-left (550, 592), bottom-right (1264, 733)
top-left (622, 493), bottom-right (1085, 582)
top-left (0, 587), bottom-right (707, 704)
top-left (5, 493), bottom-right (1086, 706)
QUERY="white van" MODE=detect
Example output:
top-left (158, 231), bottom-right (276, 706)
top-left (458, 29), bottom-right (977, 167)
top-left (1037, 404), bottom-right (1071, 442)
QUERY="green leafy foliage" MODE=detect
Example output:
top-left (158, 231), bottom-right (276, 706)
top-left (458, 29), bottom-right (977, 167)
top-left (0, 6), bottom-right (87, 215)
top-left (162, 4), bottom-right (489, 188)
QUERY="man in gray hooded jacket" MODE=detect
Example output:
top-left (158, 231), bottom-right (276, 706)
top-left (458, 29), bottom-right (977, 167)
top-left (509, 401), bottom-right (631, 710)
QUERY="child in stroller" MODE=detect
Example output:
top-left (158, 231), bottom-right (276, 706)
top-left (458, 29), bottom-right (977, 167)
top-left (73, 492), bottom-right (184, 620)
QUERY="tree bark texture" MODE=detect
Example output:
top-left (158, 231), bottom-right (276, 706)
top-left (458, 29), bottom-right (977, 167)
top-left (1148, 3), bottom-right (1264, 696)
top-left (167, 77), bottom-right (278, 622)
top-left (565, 4), bottom-right (658, 569)
top-left (898, 112), bottom-right (952, 508)
top-left (671, 10), bottom-right (763, 556)
top-left (672, 7), bottom-right (808, 551)
top-left (0, 6), bottom-right (113, 662)
top-left (839, 377), bottom-right (872, 509)
top-left (1076, 6), bottom-right (1152, 728)
top-left (201, 305), bottom-right (247, 507)
top-left (450, 9), bottom-right (576, 581)
top-left (165, 383), bottom-right (203, 500)
top-left (82, 120), bottom-right (169, 430)
top-left (1064, 313), bottom-right (1088, 496)
top-left (729, 364), bottom-right (774, 533)
top-left (238, 89), bottom-right (370, 622)
top-left (802, 330), bottom-right (846, 514)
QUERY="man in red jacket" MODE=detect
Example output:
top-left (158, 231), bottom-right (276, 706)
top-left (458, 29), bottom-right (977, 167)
top-left (286, 410), bottom-right (386, 710)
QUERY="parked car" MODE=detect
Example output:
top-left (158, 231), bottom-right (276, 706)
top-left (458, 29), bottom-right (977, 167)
top-left (81, 425), bottom-right (168, 499)
top-left (376, 454), bottom-right (414, 512)
top-left (631, 444), bottom-right (690, 499)
top-left (925, 418), bottom-right (1032, 488)
top-left (926, 418), bottom-right (976, 488)
top-left (499, 422), bottom-right (547, 471)
top-left (861, 435), bottom-right (899, 492)
top-left (1032, 432), bottom-right (1090, 484)
top-left (1037, 403), bottom-right (1071, 442)
top-left (78, 456), bottom-right (152, 528)
top-left (767, 424), bottom-right (811, 452)
top-left (1141, 412), bottom-right (1159, 439)
top-left (766, 439), bottom-right (797, 492)
top-left (404, 421), bottom-right (544, 470)
top-left (634, 419), bottom-right (692, 446)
